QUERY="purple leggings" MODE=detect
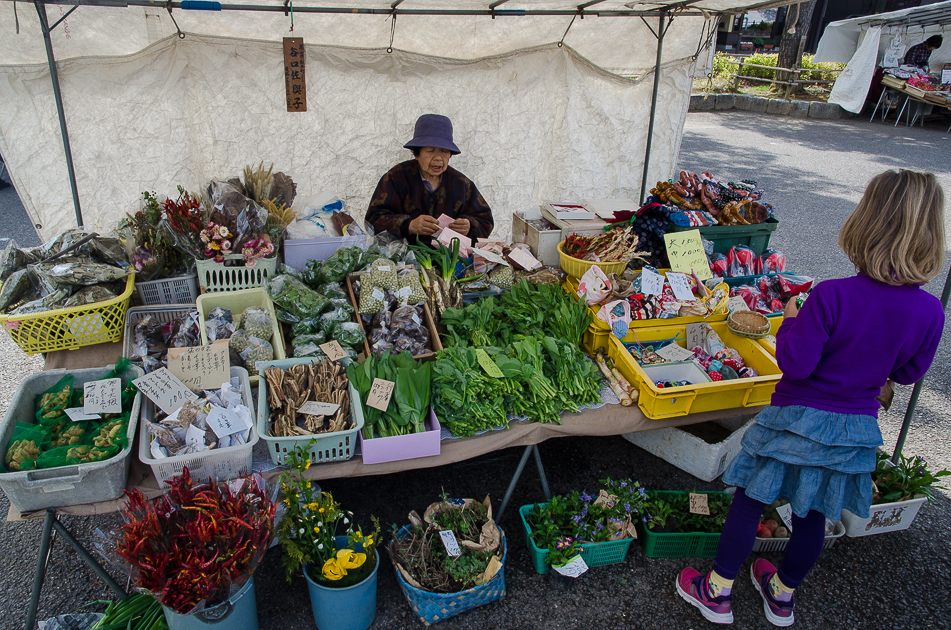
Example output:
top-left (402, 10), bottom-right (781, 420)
top-left (712, 488), bottom-right (826, 588)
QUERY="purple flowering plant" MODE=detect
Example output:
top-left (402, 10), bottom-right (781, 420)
top-left (872, 450), bottom-right (950, 504)
top-left (526, 478), bottom-right (648, 567)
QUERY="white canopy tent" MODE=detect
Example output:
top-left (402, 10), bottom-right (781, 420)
top-left (0, 0), bottom-right (793, 241)
top-left (815, 1), bottom-right (951, 113)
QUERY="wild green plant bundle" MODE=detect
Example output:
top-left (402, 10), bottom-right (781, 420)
top-left (871, 450), bottom-right (950, 504)
top-left (346, 351), bottom-right (431, 439)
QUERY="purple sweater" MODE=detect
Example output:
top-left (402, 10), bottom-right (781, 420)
top-left (772, 274), bottom-right (945, 417)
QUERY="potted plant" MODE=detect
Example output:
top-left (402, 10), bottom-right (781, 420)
top-left (546, 536), bottom-right (584, 590)
top-left (110, 468), bottom-right (276, 630)
top-left (520, 477), bottom-right (647, 575)
top-left (841, 450), bottom-right (950, 537)
top-left (639, 490), bottom-right (732, 558)
top-left (389, 495), bottom-right (506, 624)
top-left (277, 444), bottom-right (381, 630)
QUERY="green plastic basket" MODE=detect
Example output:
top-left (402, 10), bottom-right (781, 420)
top-left (638, 491), bottom-right (731, 559)
top-left (518, 504), bottom-right (635, 575)
top-left (666, 217), bottom-right (779, 256)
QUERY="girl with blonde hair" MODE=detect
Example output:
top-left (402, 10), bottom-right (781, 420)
top-left (676, 169), bottom-right (946, 627)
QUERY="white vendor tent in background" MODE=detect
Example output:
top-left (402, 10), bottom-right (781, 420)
top-left (0, 0), bottom-right (791, 241)
top-left (815, 1), bottom-right (951, 113)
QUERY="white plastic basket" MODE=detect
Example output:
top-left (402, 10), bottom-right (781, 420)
top-left (751, 521), bottom-right (846, 552)
top-left (195, 254), bottom-right (278, 293)
top-left (255, 358), bottom-right (363, 466)
top-left (0, 365), bottom-right (143, 513)
top-left (840, 496), bottom-right (928, 537)
top-left (138, 367), bottom-right (259, 484)
top-left (135, 272), bottom-right (200, 305)
top-left (123, 305), bottom-right (199, 362)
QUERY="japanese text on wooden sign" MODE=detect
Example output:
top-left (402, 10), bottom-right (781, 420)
top-left (168, 340), bottom-right (231, 391)
top-left (664, 230), bottom-right (713, 281)
top-left (283, 37), bottom-right (307, 112)
top-left (367, 378), bottom-right (395, 411)
top-left (319, 341), bottom-right (348, 362)
top-left (689, 492), bottom-right (710, 515)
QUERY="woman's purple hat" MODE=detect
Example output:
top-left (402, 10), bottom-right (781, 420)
top-left (404, 114), bottom-right (461, 155)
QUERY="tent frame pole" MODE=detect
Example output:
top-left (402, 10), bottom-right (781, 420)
top-left (891, 263), bottom-right (951, 463)
top-left (640, 10), bottom-right (673, 205)
top-left (34, 0), bottom-right (84, 228)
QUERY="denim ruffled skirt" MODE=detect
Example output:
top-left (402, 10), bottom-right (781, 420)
top-left (722, 405), bottom-right (883, 521)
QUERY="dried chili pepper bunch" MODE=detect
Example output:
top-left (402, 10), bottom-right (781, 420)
top-left (115, 468), bottom-right (277, 615)
top-left (562, 227), bottom-right (648, 264)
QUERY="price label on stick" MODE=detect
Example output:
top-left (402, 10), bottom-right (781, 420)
top-left (664, 230), bottom-right (713, 281)
top-left (367, 378), bottom-right (395, 411)
top-left (168, 340), bottom-right (231, 390)
top-left (83, 378), bottom-right (122, 415)
top-left (640, 268), bottom-right (664, 295)
top-left (776, 504), bottom-right (794, 531)
top-left (439, 530), bottom-right (462, 557)
top-left (320, 341), bottom-right (348, 362)
top-left (553, 555), bottom-right (589, 578)
top-left (299, 401), bottom-right (341, 416)
top-left (133, 368), bottom-right (199, 415)
top-left (689, 493), bottom-right (710, 515)
top-left (656, 344), bottom-right (694, 363)
top-left (665, 272), bottom-right (696, 302)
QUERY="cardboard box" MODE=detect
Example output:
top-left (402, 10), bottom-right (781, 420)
top-left (358, 408), bottom-right (441, 465)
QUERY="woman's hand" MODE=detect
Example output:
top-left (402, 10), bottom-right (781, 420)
top-left (783, 298), bottom-right (800, 319)
top-left (408, 215), bottom-right (440, 236)
top-left (448, 218), bottom-right (470, 236)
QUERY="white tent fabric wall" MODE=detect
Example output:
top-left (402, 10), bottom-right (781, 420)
top-left (0, 34), bottom-right (696, 241)
top-left (827, 27), bottom-right (882, 114)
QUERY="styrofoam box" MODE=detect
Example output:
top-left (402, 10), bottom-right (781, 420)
top-left (358, 407), bottom-right (441, 465)
top-left (283, 235), bottom-right (368, 271)
top-left (0, 365), bottom-right (143, 513)
top-left (138, 367), bottom-right (259, 484)
top-left (840, 496), bottom-right (928, 537)
top-left (623, 414), bottom-right (755, 482)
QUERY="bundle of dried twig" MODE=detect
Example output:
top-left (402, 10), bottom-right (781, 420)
top-left (264, 359), bottom-right (351, 437)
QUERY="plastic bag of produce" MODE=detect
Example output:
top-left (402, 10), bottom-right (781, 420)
top-left (292, 333), bottom-right (327, 349)
top-left (291, 317), bottom-right (324, 337)
top-left (328, 298), bottom-right (354, 318)
top-left (268, 274), bottom-right (330, 323)
top-left (9, 289), bottom-right (69, 315)
top-left (204, 307), bottom-right (236, 342)
top-left (63, 284), bottom-right (120, 308)
top-left (368, 258), bottom-right (398, 291)
top-left (50, 423), bottom-right (89, 448)
top-left (396, 268), bottom-right (427, 306)
top-left (320, 307), bottom-right (351, 333)
top-left (320, 282), bottom-right (348, 301)
top-left (293, 343), bottom-right (327, 359)
top-left (240, 336), bottom-right (275, 375)
top-left (304, 246), bottom-right (363, 286)
top-left (0, 239), bottom-right (41, 283)
top-left (0, 268), bottom-right (36, 312)
top-left (90, 417), bottom-right (128, 450)
top-left (358, 281), bottom-right (387, 315)
top-left (35, 444), bottom-right (118, 469)
top-left (726, 246), bottom-right (756, 278)
top-left (35, 375), bottom-right (74, 423)
top-left (241, 306), bottom-right (273, 341)
top-left (331, 321), bottom-right (366, 349)
top-left (228, 328), bottom-right (252, 354)
top-left (2, 422), bottom-right (52, 472)
top-left (29, 257), bottom-right (129, 292)
top-left (757, 248), bottom-right (786, 275)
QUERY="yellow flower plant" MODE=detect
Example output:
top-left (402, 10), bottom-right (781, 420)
top-left (277, 442), bottom-right (380, 587)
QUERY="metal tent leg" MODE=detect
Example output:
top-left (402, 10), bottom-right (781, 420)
top-left (870, 88), bottom-right (888, 122)
top-left (894, 96), bottom-right (910, 127)
top-left (24, 509), bottom-right (127, 630)
top-left (497, 444), bottom-right (552, 521)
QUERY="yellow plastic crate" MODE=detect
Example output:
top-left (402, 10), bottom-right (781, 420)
top-left (196, 287), bottom-right (287, 385)
top-left (756, 314), bottom-right (784, 357)
top-left (607, 320), bottom-right (781, 419)
top-left (562, 273), bottom-right (728, 354)
top-left (0, 274), bottom-right (135, 356)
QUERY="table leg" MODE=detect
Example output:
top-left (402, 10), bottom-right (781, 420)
top-left (532, 444), bottom-right (551, 502)
top-left (895, 96), bottom-right (909, 127)
top-left (870, 89), bottom-right (887, 122)
top-left (25, 509), bottom-right (56, 630)
top-left (52, 518), bottom-right (126, 598)
top-left (497, 445), bottom-right (534, 522)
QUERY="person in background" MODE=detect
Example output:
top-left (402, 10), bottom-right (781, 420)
top-left (903, 34), bottom-right (943, 69)
top-left (366, 114), bottom-right (494, 245)
top-left (675, 169), bottom-right (946, 627)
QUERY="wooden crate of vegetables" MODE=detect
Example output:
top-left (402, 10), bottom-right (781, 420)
top-left (345, 265), bottom-right (443, 360)
top-left (255, 357), bottom-right (364, 465)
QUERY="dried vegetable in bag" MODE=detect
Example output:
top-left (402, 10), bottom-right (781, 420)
top-left (204, 307), bottom-right (236, 342)
top-left (0, 268), bottom-right (35, 312)
top-left (241, 337), bottom-right (275, 375)
top-left (367, 258), bottom-right (398, 291)
top-left (63, 284), bottom-right (120, 308)
top-left (2, 422), bottom-right (50, 471)
top-left (35, 375), bottom-right (74, 423)
top-left (0, 239), bottom-right (41, 283)
top-left (29, 257), bottom-right (130, 292)
top-left (241, 306), bottom-right (273, 341)
top-left (10, 289), bottom-right (69, 315)
top-left (267, 274), bottom-right (330, 323)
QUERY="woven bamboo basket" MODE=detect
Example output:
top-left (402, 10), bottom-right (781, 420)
top-left (727, 310), bottom-right (770, 339)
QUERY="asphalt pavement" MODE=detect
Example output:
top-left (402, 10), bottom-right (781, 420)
top-left (1, 112), bottom-right (951, 630)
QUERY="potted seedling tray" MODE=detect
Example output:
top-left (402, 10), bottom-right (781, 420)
top-left (638, 490), bottom-right (731, 558)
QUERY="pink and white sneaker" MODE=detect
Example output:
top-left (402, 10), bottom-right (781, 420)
top-left (676, 568), bottom-right (734, 625)
top-left (750, 559), bottom-right (795, 627)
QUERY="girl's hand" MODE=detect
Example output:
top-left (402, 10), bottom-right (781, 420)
top-left (783, 298), bottom-right (800, 319)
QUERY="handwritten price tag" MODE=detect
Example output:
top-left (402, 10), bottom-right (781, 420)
top-left (475, 348), bottom-right (504, 378)
top-left (665, 272), bottom-right (696, 302)
top-left (65, 407), bottom-right (101, 422)
top-left (689, 493), bottom-right (710, 515)
top-left (776, 504), bottom-right (794, 531)
top-left (168, 340), bottom-right (231, 390)
top-left (133, 368), bottom-right (199, 415)
top-left (727, 296), bottom-right (750, 312)
top-left (319, 341), bottom-right (348, 362)
top-left (640, 268), bottom-right (664, 295)
top-left (664, 230), bottom-right (713, 281)
top-left (439, 530), bottom-right (462, 557)
top-left (205, 407), bottom-right (245, 438)
top-left (367, 378), bottom-right (395, 411)
top-left (656, 344), bottom-right (695, 362)
top-left (299, 401), bottom-right (341, 416)
top-left (83, 378), bottom-right (122, 414)
top-left (685, 323), bottom-right (709, 351)
top-left (552, 554), bottom-right (589, 578)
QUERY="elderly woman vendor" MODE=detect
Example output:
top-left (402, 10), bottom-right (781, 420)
top-left (366, 114), bottom-right (494, 243)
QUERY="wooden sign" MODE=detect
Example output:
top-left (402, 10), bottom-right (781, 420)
top-left (367, 378), bottom-right (395, 411)
top-left (689, 492), bottom-right (710, 515)
top-left (284, 37), bottom-right (307, 112)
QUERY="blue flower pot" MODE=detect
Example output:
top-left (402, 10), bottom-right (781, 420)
top-left (303, 536), bottom-right (379, 630)
top-left (162, 577), bottom-right (258, 630)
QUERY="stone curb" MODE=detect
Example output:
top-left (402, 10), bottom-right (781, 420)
top-left (689, 93), bottom-right (856, 119)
